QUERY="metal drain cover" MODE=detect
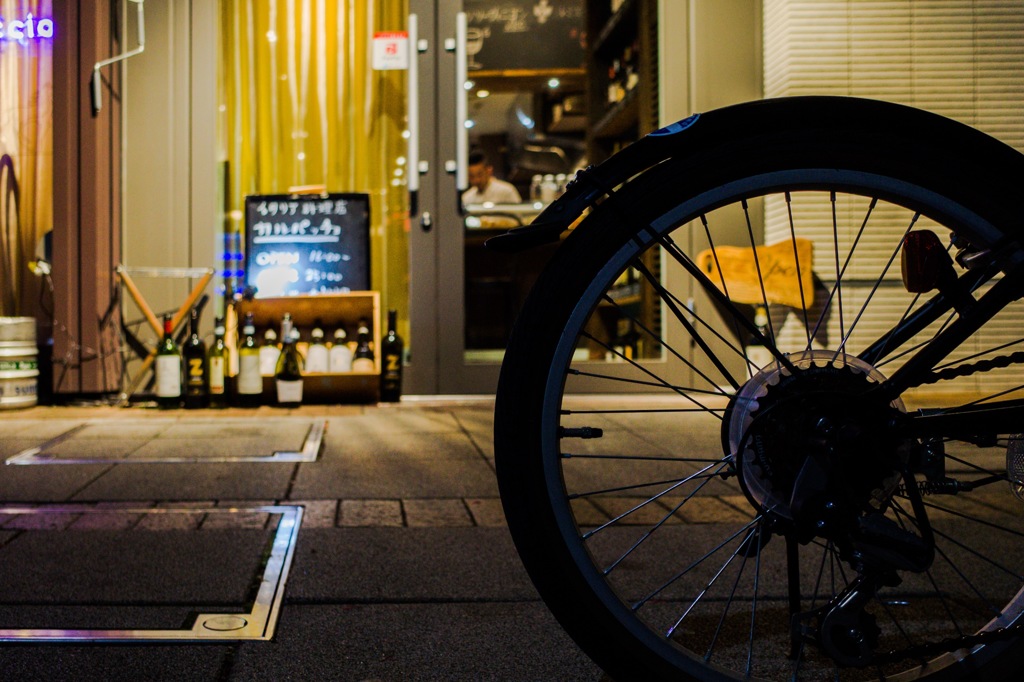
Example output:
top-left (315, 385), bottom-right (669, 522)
top-left (0, 504), bottom-right (302, 642)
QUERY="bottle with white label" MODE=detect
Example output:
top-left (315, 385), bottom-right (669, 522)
top-left (155, 314), bottom-right (182, 409)
top-left (274, 314), bottom-right (303, 407)
top-left (259, 328), bottom-right (280, 375)
top-left (329, 327), bottom-right (352, 372)
top-left (236, 312), bottom-right (262, 407)
top-left (305, 326), bottom-right (329, 373)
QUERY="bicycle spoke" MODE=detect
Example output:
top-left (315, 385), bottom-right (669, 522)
top-left (835, 217), bottom-right (916, 357)
top-left (563, 452), bottom-right (729, 464)
top-left (599, 286), bottom-right (740, 394)
top-left (785, 192), bottom-right (814, 350)
top-left (741, 198), bottom-right (778, 345)
top-left (570, 470), bottom-right (726, 500)
top-left (658, 233), bottom-right (798, 373)
top-left (633, 517), bottom-right (761, 610)
top-left (584, 462), bottom-right (725, 543)
top-left (568, 368), bottom-right (729, 405)
top-left (747, 517), bottom-right (764, 677)
top-left (666, 520), bottom-right (757, 638)
top-left (705, 524), bottom-right (756, 662)
top-left (699, 214), bottom-right (750, 364)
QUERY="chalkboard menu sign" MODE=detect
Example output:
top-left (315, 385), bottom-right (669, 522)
top-left (244, 193), bottom-right (370, 297)
top-left (465, 0), bottom-right (584, 72)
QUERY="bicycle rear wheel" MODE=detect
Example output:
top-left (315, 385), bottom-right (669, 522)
top-left (495, 98), bottom-right (1024, 681)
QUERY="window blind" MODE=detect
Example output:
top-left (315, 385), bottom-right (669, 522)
top-left (761, 1), bottom-right (1024, 394)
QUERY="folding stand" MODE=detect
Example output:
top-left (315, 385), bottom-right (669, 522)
top-left (116, 265), bottom-right (215, 404)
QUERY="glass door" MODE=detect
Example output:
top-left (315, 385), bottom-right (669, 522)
top-left (408, 1), bottom-right (587, 394)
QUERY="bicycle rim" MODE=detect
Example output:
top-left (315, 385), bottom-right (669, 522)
top-left (498, 160), bottom-right (1024, 681)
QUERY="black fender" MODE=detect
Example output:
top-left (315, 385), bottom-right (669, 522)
top-left (485, 96), bottom-right (1024, 253)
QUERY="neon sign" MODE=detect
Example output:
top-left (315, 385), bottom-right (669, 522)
top-left (0, 14), bottom-right (55, 41)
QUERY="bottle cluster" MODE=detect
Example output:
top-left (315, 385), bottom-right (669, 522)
top-left (529, 173), bottom-right (574, 204)
top-left (156, 307), bottom-right (228, 409)
top-left (606, 39), bottom-right (640, 106)
top-left (154, 307), bottom-right (403, 408)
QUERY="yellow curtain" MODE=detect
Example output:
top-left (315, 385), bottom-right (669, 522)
top-left (0, 0), bottom-right (53, 317)
top-left (219, 0), bottom-right (409, 326)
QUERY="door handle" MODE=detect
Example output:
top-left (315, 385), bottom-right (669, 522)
top-left (421, 211), bottom-right (433, 233)
top-left (454, 11), bottom-right (469, 194)
top-left (408, 13), bottom-right (421, 215)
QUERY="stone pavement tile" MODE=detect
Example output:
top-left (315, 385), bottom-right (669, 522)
top-left (403, 498), bottom-right (473, 527)
top-left (68, 502), bottom-right (156, 530)
top-left (592, 496), bottom-right (681, 526)
top-left (158, 418), bottom-right (312, 442)
top-left (73, 421), bottom-right (171, 439)
top-left (44, 437), bottom-right (149, 459)
top-left (719, 495), bottom-right (758, 519)
top-left (465, 497), bottom-right (506, 526)
top-left (127, 436), bottom-right (296, 459)
top-left (201, 500), bottom-right (275, 529)
top-left (286, 499), bottom-right (337, 528)
top-left (661, 495), bottom-right (752, 523)
top-left (572, 498), bottom-right (609, 527)
top-left (230, 602), bottom-right (601, 682)
top-left (133, 501), bottom-right (214, 531)
top-left (71, 462), bottom-right (293, 501)
top-left (338, 499), bottom-right (403, 527)
top-left (0, 641), bottom-right (233, 680)
top-left (290, 447), bottom-right (499, 500)
top-left (0, 418), bottom-right (86, 440)
top-left (3, 510), bottom-right (80, 530)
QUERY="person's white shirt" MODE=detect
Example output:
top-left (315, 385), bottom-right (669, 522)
top-left (462, 177), bottom-right (522, 205)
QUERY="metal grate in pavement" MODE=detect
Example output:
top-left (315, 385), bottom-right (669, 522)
top-left (4, 419), bottom-right (326, 465)
top-left (0, 504), bottom-right (302, 642)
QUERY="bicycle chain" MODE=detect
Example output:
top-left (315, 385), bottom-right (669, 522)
top-left (909, 350), bottom-right (1024, 389)
top-left (840, 351), bottom-right (1024, 666)
top-left (870, 349), bottom-right (1024, 664)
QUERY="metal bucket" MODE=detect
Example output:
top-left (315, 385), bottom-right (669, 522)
top-left (0, 317), bottom-right (38, 409)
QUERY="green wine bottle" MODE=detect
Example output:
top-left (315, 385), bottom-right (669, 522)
top-left (274, 313), bottom-right (304, 407)
top-left (236, 312), bottom-right (262, 407)
top-left (155, 314), bottom-right (182, 409)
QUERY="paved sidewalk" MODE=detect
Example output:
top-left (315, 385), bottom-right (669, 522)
top-left (0, 400), bottom-right (603, 681)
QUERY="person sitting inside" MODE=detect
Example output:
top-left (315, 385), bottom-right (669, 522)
top-left (462, 151), bottom-right (522, 205)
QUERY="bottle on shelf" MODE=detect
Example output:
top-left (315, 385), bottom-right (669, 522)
top-left (259, 328), bottom-right (280, 376)
top-left (529, 174), bottom-right (543, 202)
top-left (306, 324), bottom-right (329, 373)
top-left (744, 304), bottom-right (774, 378)
top-left (207, 316), bottom-right (227, 408)
top-left (236, 312), bottom-right (263, 407)
top-left (183, 306), bottom-right (208, 409)
top-left (329, 327), bottom-right (353, 372)
top-left (155, 314), bottom-right (182, 409)
top-left (540, 174), bottom-right (558, 203)
top-left (351, 318), bottom-right (376, 372)
top-left (274, 313), bottom-right (304, 407)
top-left (380, 309), bottom-right (404, 402)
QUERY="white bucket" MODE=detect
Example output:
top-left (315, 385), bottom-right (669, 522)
top-left (0, 317), bottom-right (38, 409)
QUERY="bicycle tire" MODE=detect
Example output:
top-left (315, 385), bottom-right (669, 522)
top-left (495, 97), bottom-right (1024, 681)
